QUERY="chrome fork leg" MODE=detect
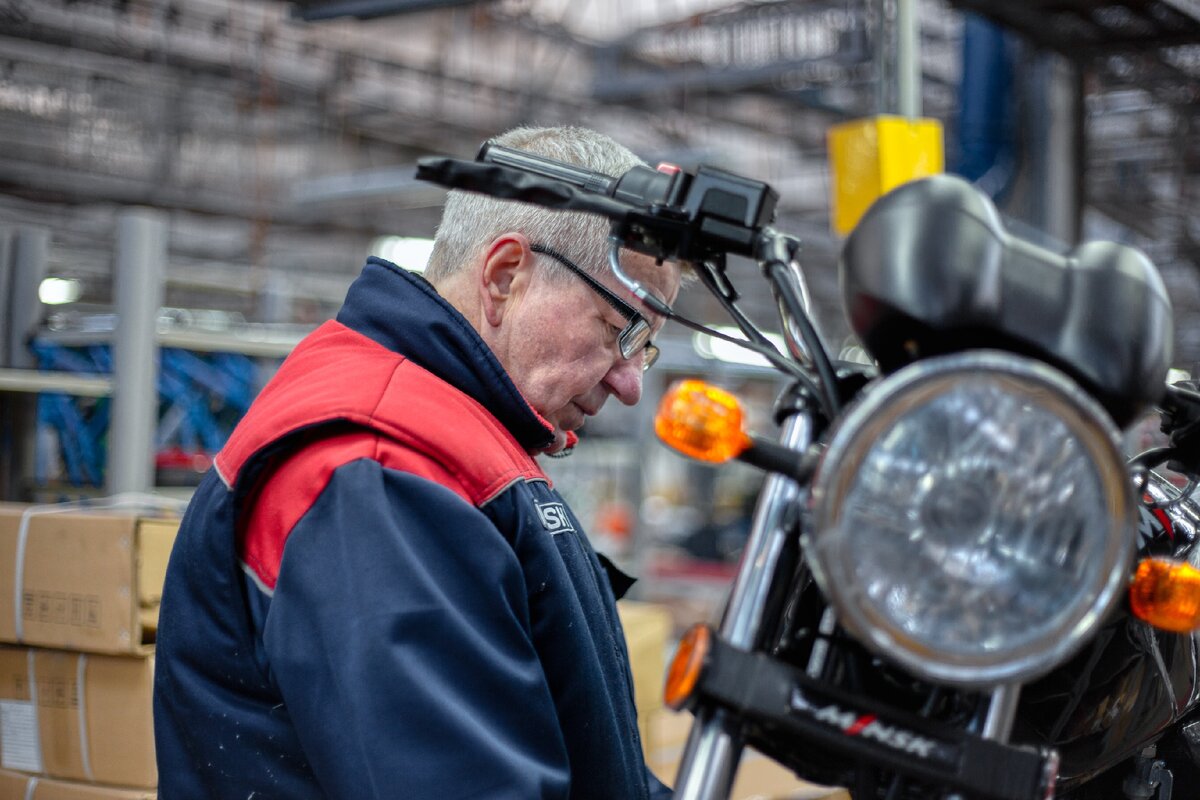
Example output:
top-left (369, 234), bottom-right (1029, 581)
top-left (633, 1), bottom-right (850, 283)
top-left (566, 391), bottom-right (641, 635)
top-left (982, 684), bottom-right (1021, 743)
top-left (671, 414), bottom-right (814, 800)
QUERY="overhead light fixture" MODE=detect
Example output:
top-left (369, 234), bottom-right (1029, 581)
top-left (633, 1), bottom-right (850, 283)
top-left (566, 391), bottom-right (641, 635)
top-left (372, 236), bottom-right (436, 273)
top-left (38, 277), bottom-right (83, 305)
top-left (693, 326), bottom-right (785, 368)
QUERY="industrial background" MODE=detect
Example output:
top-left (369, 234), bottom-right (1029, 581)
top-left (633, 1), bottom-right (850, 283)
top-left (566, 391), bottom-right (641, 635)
top-left (0, 1), bottom-right (1197, 796)
top-left (2, 0), bottom-right (1196, 486)
top-left (2, 0), bottom-right (1199, 665)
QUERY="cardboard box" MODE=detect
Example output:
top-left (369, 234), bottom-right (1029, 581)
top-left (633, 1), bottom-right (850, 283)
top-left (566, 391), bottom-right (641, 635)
top-left (0, 505), bottom-right (179, 655)
top-left (618, 600), bottom-right (848, 798)
top-left (0, 646), bottom-right (155, 788)
top-left (617, 600), bottom-right (673, 754)
top-left (0, 768), bottom-right (155, 799)
top-left (647, 709), bottom-right (850, 800)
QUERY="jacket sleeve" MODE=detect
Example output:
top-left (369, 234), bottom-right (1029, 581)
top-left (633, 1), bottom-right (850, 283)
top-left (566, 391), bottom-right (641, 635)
top-left (647, 767), bottom-right (673, 800)
top-left (259, 457), bottom-right (570, 799)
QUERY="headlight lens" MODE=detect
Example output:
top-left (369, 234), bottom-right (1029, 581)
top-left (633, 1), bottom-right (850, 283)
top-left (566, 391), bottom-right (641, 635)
top-left (808, 352), bottom-right (1134, 687)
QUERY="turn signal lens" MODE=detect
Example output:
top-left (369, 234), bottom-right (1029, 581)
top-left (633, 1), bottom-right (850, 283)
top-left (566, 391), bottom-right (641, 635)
top-left (655, 380), bottom-right (751, 463)
top-left (1130, 558), bottom-right (1200, 633)
top-left (664, 624), bottom-right (712, 711)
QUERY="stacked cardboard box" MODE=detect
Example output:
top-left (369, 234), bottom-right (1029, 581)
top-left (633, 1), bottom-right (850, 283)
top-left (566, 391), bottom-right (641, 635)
top-left (0, 504), bottom-right (176, 655)
top-left (616, 600), bottom-right (672, 758)
top-left (0, 768), bottom-right (154, 799)
top-left (0, 504), bottom-right (175, 797)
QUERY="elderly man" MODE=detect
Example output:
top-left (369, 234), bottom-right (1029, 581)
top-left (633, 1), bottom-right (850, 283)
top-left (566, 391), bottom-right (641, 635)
top-left (153, 126), bottom-right (682, 799)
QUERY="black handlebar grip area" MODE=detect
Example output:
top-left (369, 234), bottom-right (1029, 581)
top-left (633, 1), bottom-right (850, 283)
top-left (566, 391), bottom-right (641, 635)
top-left (477, 143), bottom-right (619, 196)
top-left (415, 158), bottom-right (633, 222)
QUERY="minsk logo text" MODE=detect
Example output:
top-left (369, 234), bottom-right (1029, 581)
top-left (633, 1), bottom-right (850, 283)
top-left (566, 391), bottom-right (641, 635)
top-left (790, 689), bottom-right (939, 759)
top-left (537, 502), bottom-right (575, 534)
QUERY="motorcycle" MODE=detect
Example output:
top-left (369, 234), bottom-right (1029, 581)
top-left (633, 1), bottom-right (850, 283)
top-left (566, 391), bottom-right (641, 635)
top-left (416, 143), bottom-right (1200, 800)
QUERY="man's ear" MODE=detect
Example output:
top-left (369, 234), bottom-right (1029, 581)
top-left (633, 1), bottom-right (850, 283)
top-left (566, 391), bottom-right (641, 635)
top-left (480, 233), bottom-right (534, 327)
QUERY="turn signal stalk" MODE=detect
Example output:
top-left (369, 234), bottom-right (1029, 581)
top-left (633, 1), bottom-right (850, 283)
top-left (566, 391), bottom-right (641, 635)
top-left (655, 380), bottom-right (751, 463)
top-left (1130, 558), bottom-right (1200, 633)
top-left (655, 379), bottom-right (815, 482)
top-left (664, 624), bottom-right (712, 711)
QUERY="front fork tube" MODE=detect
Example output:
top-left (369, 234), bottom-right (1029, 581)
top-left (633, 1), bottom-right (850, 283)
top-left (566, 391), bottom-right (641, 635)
top-left (983, 684), bottom-right (1021, 742)
top-left (672, 412), bottom-right (815, 800)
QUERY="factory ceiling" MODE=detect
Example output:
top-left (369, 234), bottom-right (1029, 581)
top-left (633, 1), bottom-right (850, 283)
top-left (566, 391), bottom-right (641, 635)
top-left (0, 0), bottom-right (1196, 362)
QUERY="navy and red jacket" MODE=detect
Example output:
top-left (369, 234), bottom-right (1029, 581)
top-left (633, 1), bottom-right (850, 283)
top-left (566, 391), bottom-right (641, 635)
top-left (153, 257), bottom-right (669, 799)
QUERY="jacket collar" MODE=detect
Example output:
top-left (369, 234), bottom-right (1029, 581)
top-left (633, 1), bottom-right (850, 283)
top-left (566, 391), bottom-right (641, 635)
top-left (336, 257), bottom-right (557, 453)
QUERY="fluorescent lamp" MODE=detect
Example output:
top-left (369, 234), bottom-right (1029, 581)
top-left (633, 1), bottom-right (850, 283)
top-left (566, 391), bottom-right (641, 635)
top-left (693, 326), bottom-right (785, 368)
top-left (39, 277), bottom-right (82, 305)
top-left (373, 236), bottom-right (435, 273)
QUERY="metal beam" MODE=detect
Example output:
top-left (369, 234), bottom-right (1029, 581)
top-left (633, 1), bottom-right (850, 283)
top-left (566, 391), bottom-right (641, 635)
top-left (591, 55), bottom-right (871, 102)
top-left (6, 228), bottom-right (49, 370)
top-left (0, 227), bottom-right (48, 501)
top-left (36, 325), bottom-right (310, 359)
top-left (946, 0), bottom-right (1200, 54)
top-left (897, 0), bottom-right (922, 117)
top-left (292, 0), bottom-right (486, 21)
top-left (107, 208), bottom-right (167, 495)
top-left (0, 368), bottom-right (113, 397)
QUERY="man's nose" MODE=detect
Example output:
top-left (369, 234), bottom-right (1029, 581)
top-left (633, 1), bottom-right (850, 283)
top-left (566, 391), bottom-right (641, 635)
top-left (604, 357), bottom-right (643, 406)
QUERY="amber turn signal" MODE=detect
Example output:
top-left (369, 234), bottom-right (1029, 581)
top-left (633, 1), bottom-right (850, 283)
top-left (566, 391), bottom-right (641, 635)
top-left (655, 380), bottom-right (752, 463)
top-left (664, 624), bottom-right (712, 711)
top-left (1129, 558), bottom-right (1200, 633)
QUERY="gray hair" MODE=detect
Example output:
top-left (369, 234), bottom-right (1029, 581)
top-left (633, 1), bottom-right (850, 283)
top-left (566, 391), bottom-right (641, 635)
top-left (424, 126), bottom-right (645, 283)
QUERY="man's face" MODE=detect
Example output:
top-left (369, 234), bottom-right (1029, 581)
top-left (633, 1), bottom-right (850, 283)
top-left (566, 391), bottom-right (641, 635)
top-left (486, 240), bottom-right (681, 455)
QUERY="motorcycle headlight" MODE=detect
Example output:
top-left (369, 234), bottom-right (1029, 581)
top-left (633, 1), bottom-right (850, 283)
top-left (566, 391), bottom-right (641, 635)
top-left (808, 351), bottom-right (1135, 687)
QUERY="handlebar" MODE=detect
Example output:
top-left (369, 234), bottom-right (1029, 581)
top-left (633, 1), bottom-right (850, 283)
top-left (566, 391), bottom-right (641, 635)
top-left (477, 142), bottom-right (624, 196)
top-left (416, 142), bottom-right (779, 264)
top-left (416, 140), bottom-right (844, 418)
top-left (414, 158), bottom-right (634, 222)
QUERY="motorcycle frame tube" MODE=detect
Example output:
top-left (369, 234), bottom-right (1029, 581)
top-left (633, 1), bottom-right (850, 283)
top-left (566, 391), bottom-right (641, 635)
top-left (1144, 477), bottom-right (1200, 553)
top-left (982, 684), bottom-right (1021, 743)
top-left (673, 411), bottom-right (814, 800)
top-left (1144, 476), bottom-right (1200, 711)
top-left (805, 607), bottom-right (838, 678)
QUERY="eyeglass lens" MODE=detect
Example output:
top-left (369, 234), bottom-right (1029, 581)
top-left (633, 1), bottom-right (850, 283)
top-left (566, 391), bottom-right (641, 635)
top-left (532, 243), bottom-right (659, 371)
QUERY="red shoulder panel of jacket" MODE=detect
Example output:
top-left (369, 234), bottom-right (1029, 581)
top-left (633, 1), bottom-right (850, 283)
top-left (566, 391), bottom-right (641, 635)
top-left (215, 320), bottom-right (542, 499)
top-left (240, 430), bottom-right (479, 592)
top-left (219, 321), bottom-right (547, 590)
top-left (216, 321), bottom-right (397, 486)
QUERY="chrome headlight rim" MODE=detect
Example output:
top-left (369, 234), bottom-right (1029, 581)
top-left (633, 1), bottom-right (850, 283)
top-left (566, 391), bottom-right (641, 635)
top-left (806, 350), bottom-right (1135, 687)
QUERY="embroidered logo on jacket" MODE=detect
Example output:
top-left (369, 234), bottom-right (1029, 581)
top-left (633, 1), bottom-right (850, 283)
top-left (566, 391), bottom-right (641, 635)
top-left (536, 502), bottom-right (575, 535)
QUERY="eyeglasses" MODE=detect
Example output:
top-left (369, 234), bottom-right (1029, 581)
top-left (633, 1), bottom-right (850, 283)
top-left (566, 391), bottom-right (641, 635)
top-left (531, 243), bottom-right (660, 371)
